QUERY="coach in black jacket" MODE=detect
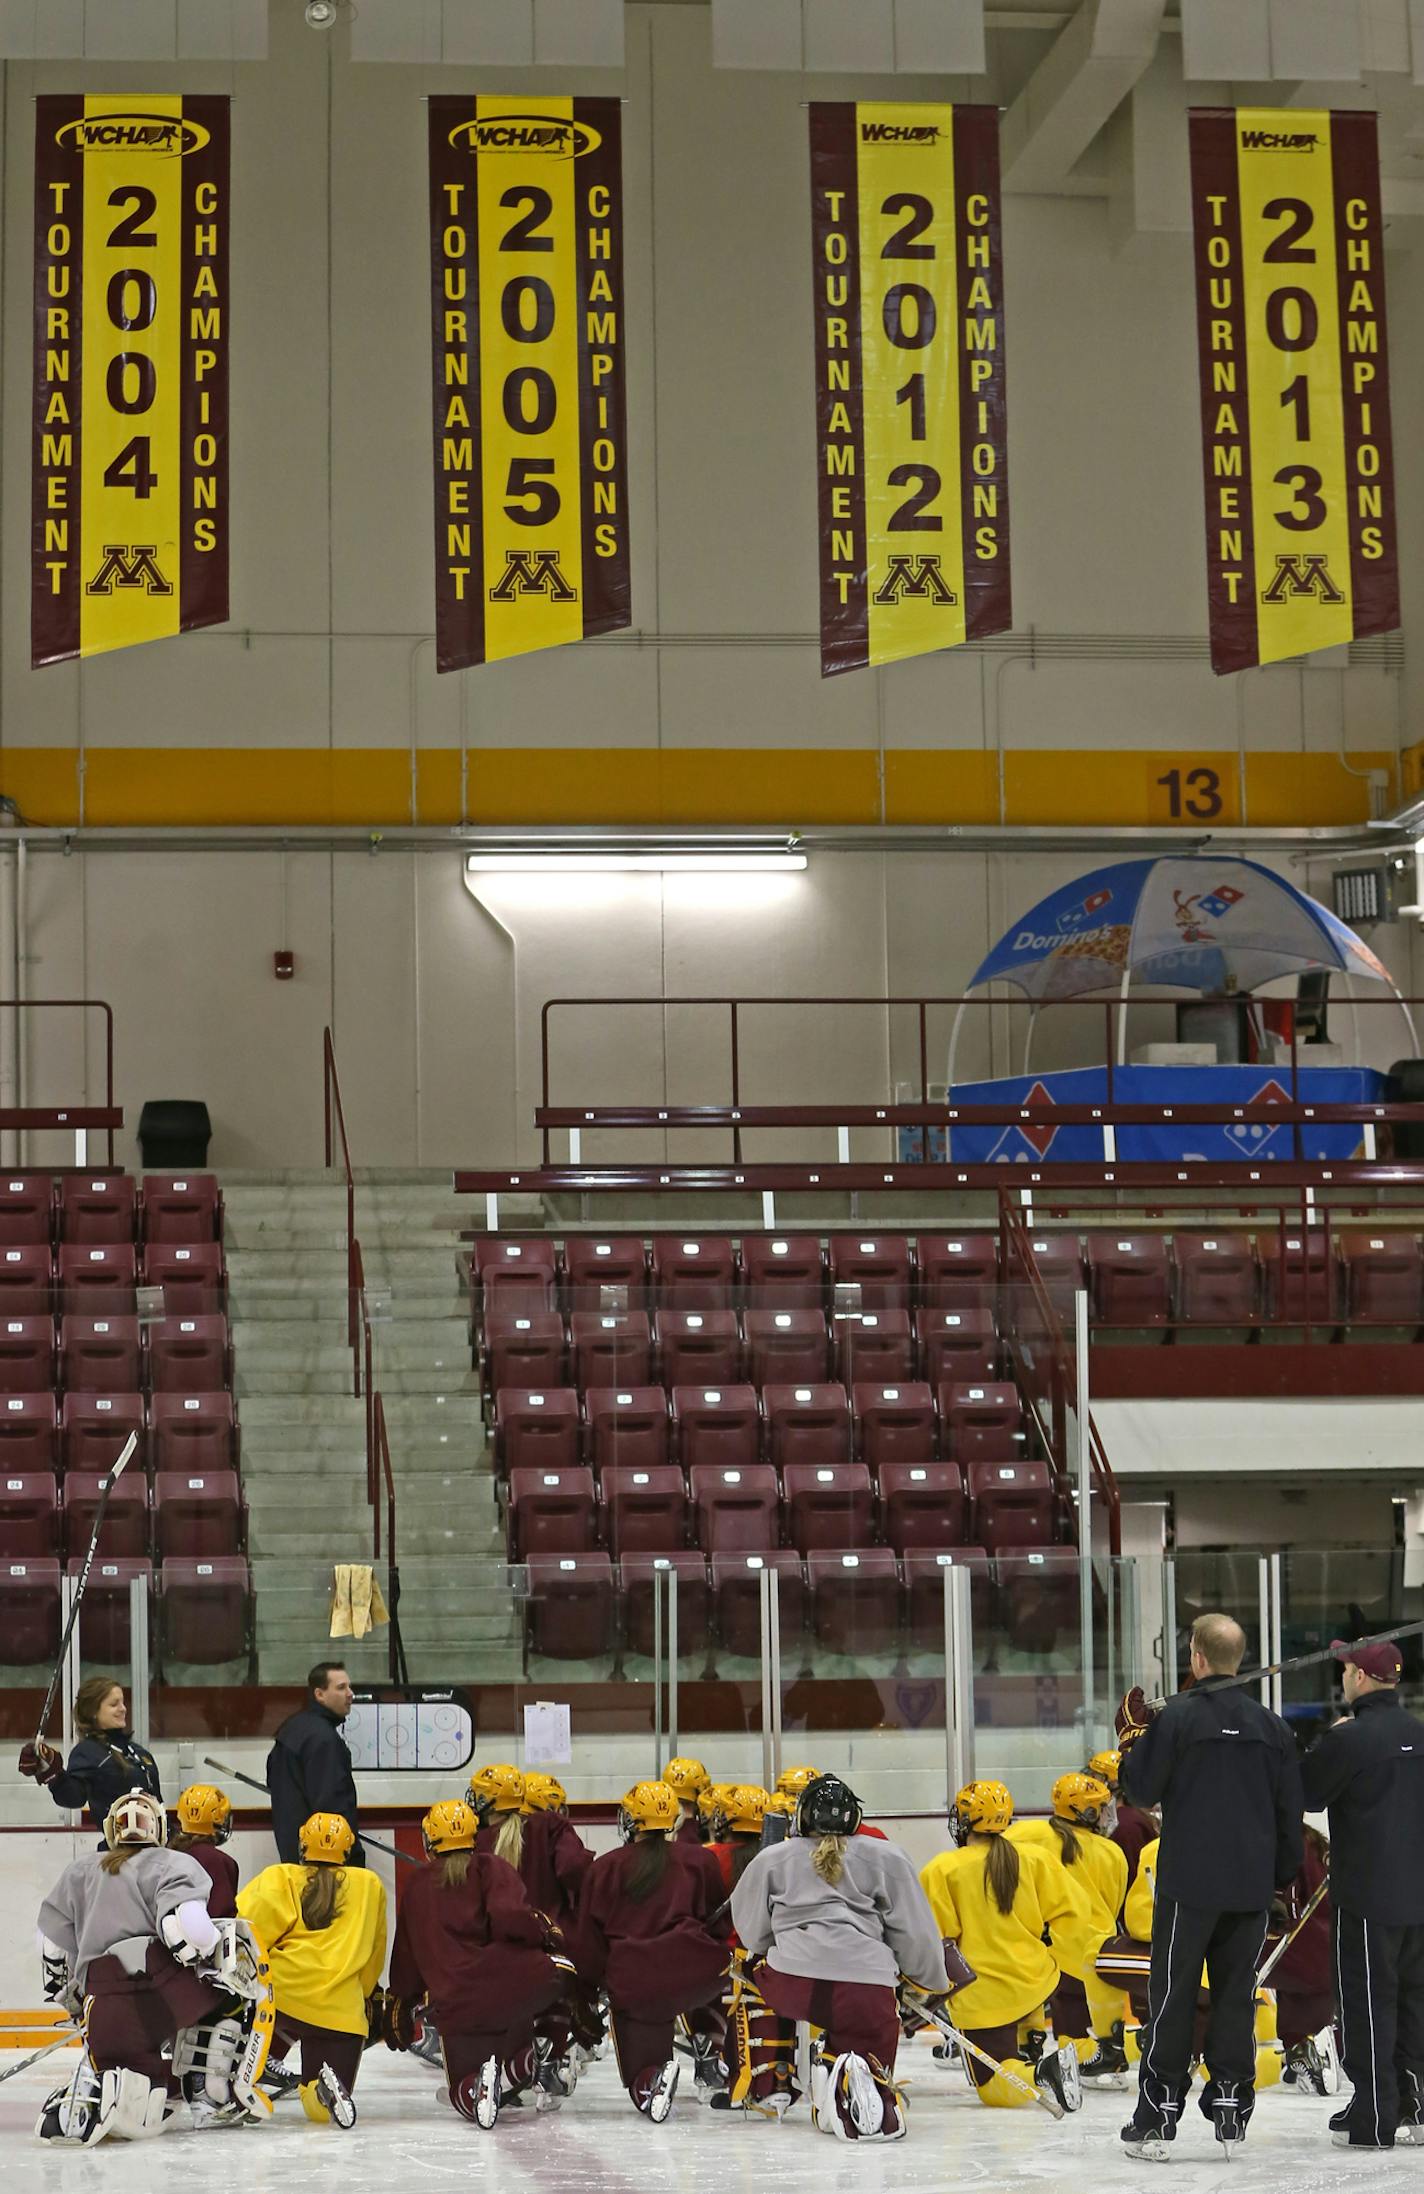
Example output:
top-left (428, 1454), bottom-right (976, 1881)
top-left (265, 1661), bottom-right (364, 1865)
top-left (1301, 1637), bottom-right (1424, 2151)
top-left (1118, 1611), bottom-right (1303, 2159)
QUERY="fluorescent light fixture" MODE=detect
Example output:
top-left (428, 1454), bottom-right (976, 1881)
top-left (466, 851), bottom-right (806, 874)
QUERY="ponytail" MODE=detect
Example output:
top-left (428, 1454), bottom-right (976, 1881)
top-left (494, 1812), bottom-right (524, 1870)
top-left (300, 1864), bottom-right (342, 1931)
top-left (439, 1851), bottom-right (472, 1891)
top-left (729, 1832), bottom-right (761, 1885)
top-left (811, 1834), bottom-right (847, 1887)
top-left (981, 1833), bottom-right (1020, 1918)
top-left (99, 1844), bottom-right (142, 1878)
top-left (1049, 1817), bottom-right (1082, 1868)
top-left (625, 1831), bottom-right (673, 1904)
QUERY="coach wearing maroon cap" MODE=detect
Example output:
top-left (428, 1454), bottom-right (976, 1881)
top-left (1301, 1637), bottom-right (1424, 2151)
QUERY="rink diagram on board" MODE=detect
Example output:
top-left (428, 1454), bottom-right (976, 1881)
top-left (0, 2035), bottom-right (1415, 2190)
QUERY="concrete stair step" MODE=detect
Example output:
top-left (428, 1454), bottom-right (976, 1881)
top-left (237, 1367), bottom-right (480, 1397)
top-left (233, 1327), bottom-right (469, 1367)
top-left (238, 1394), bottom-right (485, 1430)
top-left (240, 1442), bottom-right (488, 1475)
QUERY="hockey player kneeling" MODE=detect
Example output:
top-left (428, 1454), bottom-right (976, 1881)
top-left (238, 1811), bottom-right (386, 2128)
top-left (35, 1787), bottom-right (274, 2142)
top-left (1008, 1773), bottom-right (1132, 2085)
top-left (920, 1781), bottom-right (1091, 2113)
top-left (385, 1799), bottom-right (566, 2128)
top-left (730, 1774), bottom-right (947, 2141)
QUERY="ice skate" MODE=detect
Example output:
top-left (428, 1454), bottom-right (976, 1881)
top-left (1282, 2037), bottom-right (1329, 2094)
top-left (1120, 2118), bottom-right (1174, 2164)
top-left (1080, 2021), bottom-right (1130, 2088)
top-left (690, 2032), bottom-right (726, 2103)
top-left (473, 2055), bottom-right (500, 2129)
top-left (1211, 2087), bottom-right (1245, 2159)
top-left (1036, 2040), bottom-right (1082, 2113)
top-left (841, 2052), bottom-right (885, 2138)
top-left (313, 2063), bottom-right (357, 2129)
top-left (643, 2057), bottom-right (679, 2123)
top-left (533, 2034), bottom-right (576, 2108)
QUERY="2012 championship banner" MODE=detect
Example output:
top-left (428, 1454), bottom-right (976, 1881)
top-left (1188, 107), bottom-right (1398, 675)
top-left (429, 96), bottom-right (630, 673)
top-left (810, 103), bottom-right (1010, 679)
top-left (32, 95), bottom-right (230, 669)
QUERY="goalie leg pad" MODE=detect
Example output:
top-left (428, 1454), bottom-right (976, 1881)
top-left (93, 2067), bottom-right (172, 2143)
top-left (172, 1986), bottom-right (274, 2121)
top-left (726, 1965), bottom-right (799, 2116)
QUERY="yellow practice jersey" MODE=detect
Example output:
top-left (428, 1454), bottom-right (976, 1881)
top-left (238, 1864), bottom-right (387, 2036)
top-left (1008, 1819), bottom-right (1128, 1975)
top-left (920, 1838), bottom-right (1099, 2030)
top-left (1124, 1836), bottom-right (1159, 1943)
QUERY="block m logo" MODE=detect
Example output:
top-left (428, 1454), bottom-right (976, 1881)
top-left (872, 555), bottom-right (958, 607)
top-left (1260, 554), bottom-right (1346, 607)
top-left (489, 550), bottom-right (578, 605)
top-left (86, 544), bottom-right (173, 598)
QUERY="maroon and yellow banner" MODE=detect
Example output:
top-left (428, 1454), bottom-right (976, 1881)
top-left (32, 96), bottom-right (229, 669)
top-left (1188, 107), bottom-right (1398, 675)
top-left (809, 103), bottom-right (1010, 679)
top-left (428, 97), bottom-right (630, 673)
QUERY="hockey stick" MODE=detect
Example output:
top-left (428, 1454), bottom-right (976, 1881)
top-left (1257, 1878), bottom-right (1330, 1989)
top-left (1147, 1618), bottom-right (1424, 1712)
top-left (905, 1996), bottom-right (1064, 2119)
top-left (202, 1756), bottom-right (420, 1868)
top-left (0, 2029), bottom-right (80, 2084)
top-left (32, 1432), bottom-right (139, 1749)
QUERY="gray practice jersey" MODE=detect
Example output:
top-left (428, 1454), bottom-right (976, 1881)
top-left (731, 1834), bottom-right (949, 1991)
top-left (39, 1846), bottom-right (213, 1982)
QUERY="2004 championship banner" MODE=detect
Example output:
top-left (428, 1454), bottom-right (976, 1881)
top-left (1188, 107), bottom-right (1398, 675)
top-left (32, 95), bottom-right (230, 669)
top-left (429, 97), bottom-right (630, 673)
top-left (810, 103), bottom-right (1010, 679)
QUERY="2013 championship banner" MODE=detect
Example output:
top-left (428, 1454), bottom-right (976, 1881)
top-left (32, 95), bottom-right (230, 669)
top-left (810, 103), bottom-right (1010, 679)
top-left (429, 96), bottom-right (630, 673)
top-left (1188, 107), bottom-right (1398, 675)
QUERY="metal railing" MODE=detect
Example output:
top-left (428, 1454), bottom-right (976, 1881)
top-left (1000, 1201), bottom-right (1122, 1557)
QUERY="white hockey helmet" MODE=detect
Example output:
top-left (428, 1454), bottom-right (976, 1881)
top-left (104, 1787), bottom-right (166, 1852)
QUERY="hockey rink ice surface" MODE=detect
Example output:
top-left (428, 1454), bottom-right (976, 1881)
top-left (0, 2039), bottom-right (1414, 2190)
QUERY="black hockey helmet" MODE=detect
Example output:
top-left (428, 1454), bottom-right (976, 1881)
top-left (794, 1773), bottom-right (863, 1839)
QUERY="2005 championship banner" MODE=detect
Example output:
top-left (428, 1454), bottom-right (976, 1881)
top-left (32, 95), bottom-right (230, 669)
top-left (1188, 107), bottom-right (1398, 675)
top-left (429, 96), bottom-right (630, 673)
top-left (810, 103), bottom-right (1010, 679)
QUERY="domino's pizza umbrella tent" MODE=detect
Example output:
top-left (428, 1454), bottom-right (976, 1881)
top-left (947, 856), bottom-right (1414, 1081)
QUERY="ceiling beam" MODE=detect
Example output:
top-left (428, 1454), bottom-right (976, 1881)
top-left (1001, 0), bottom-right (1170, 193)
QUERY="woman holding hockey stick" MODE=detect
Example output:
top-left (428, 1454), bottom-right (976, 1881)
top-left (20, 1676), bottom-right (162, 1831)
top-left (385, 1799), bottom-right (565, 2127)
top-left (238, 1811), bottom-right (386, 2128)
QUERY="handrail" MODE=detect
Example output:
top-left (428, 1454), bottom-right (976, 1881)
top-left (1000, 1198), bottom-right (1122, 1559)
top-left (323, 1028), bottom-right (360, 1392)
top-left (0, 999), bottom-right (119, 1165)
top-left (456, 1158), bottom-right (1424, 1195)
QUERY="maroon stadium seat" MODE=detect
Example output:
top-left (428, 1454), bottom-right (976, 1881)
top-left (141, 1174), bottom-right (223, 1244)
top-left (60, 1394), bottom-right (146, 1477)
top-left (148, 1394), bottom-right (236, 1475)
top-left (0, 1246), bottom-right (53, 1315)
top-left (807, 1548), bottom-right (901, 1655)
top-left (0, 1176), bottom-right (53, 1247)
top-left (570, 1311), bottom-right (652, 1392)
top-left (1173, 1232), bottom-right (1258, 1331)
top-left (1339, 1231), bottom-right (1424, 1332)
top-left (655, 1309), bottom-right (742, 1389)
top-left (879, 1462), bottom-right (968, 1553)
top-left (601, 1465), bottom-right (688, 1556)
top-left (998, 1546), bottom-right (1079, 1652)
top-left (475, 1238), bottom-right (559, 1319)
top-left (1258, 1231), bottom-right (1341, 1333)
top-left (763, 1384), bottom-right (852, 1477)
top-left (691, 1462), bottom-right (780, 1553)
top-left (141, 1244), bottom-right (225, 1313)
top-left (583, 1387), bottom-right (669, 1478)
top-left (618, 1552), bottom-right (709, 1658)
top-left (835, 1310), bottom-right (913, 1387)
top-left (494, 1389), bottom-right (581, 1479)
top-left (487, 1309), bottom-right (568, 1394)
top-left (916, 1233), bottom-right (998, 1309)
top-left (153, 1471), bottom-right (242, 1560)
top-left (146, 1315), bottom-right (230, 1394)
top-left (0, 1557), bottom-right (61, 1662)
top-left (852, 1380), bottom-right (936, 1470)
top-left (0, 1316), bottom-right (55, 1394)
top-left (741, 1234), bottom-right (825, 1311)
top-left (671, 1384), bottom-right (761, 1474)
top-left (650, 1235), bottom-right (737, 1311)
top-left (1088, 1233), bottom-right (1171, 1334)
top-left (563, 1236), bottom-right (647, 1312)
top-left (968, 1457), bottom-right (1056, 1552)
top-left (829, 1235), bottom-right (912, 1312)
top-left (59, 1174), bottom-right (136, 1245)
top-left (61, 1314), bottom-right (142, 1394)
top-left (744, 1308), bottom-right (831, 1388)
top-left (159, 1556), bottom-right (247, 1664)
top-left (783, 1461), bottom-right (875, 1554)
top-left (0, 1471), bottom-right (59, 1558)
top-left (905, 1546), bottom-right (992, 1647)
top-left (711, 1549), bottom-right (805, 1655)
top-left (507, 1467), bottom-right (598, 1559)
top-left (1026, 1235), bottom-right (1086, 1321)
top-left (70, 1559), bottom-right (150, 1664)
top-left (0, 1393), bottom-right (58, 1473)
top-left (939, 1382), bottom-right (1027, 1466)
top-left (58, 1244), bottom-right (137, 1313)
top-left (525, 1552), bottom-right (616, 1659)
top-left (915, 1307), bottom-right (998, 1388)
top-left (62, 1471), bottom-right (149, 1559)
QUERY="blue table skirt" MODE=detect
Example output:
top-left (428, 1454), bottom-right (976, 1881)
top-left (895, 1064), bottom-right (1386, 1164)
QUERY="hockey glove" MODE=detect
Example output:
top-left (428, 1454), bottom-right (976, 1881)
top-left (366, 1989), bottom-right (388, 2047)
top-left (382, 1996), bottom-right (419, 2053)
top-left (19, 1739), bottom-right (60, 1784)
top-left (1115, 1686), bottom-right (1158, 1752)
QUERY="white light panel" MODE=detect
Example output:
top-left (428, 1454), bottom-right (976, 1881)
top-left (1181, 0), bottom-right (1272, 81)
top-left (1268, 0), bottom-right (1362, 81)
top-left (0, 0), bottom-right (268, 58)
top-left (894, 0), bottom-right (986, 75)
top-left (804, 0), bottom-right (895, 73)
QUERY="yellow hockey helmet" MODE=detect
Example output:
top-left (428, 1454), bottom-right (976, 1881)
top-left (467, 1763), bottom-right (527, 1818)
top-left (104, 1787), bottom-right (166, 1852)
top-left (764, 1791), bottom-right (796, 1818)
top-left (299, 1812), bottom-right (355, 1865)
top-left (952, 1779), bottom-right (1014, 1841)
top-left (663, 1756), bottom-right (710, 1801)
top-left (1087, 1749), bottom-right (1122, 1790)
top-left (721, 1784), bottom-right (772, 1837)
top-left (696, 1782), bottom-right (733, 1829)
top-left (174, 1783), bottom-right (232, 1845)
top-left (522, 1771), bottom-right (567, 1815)
top-left (775, 1764), bottom-right (821, 1800)
top-left (422, 1799), bottom-right (477, 1855)
top-left (1053, 1771), bottom-right (1112, 1826)
top-left (618, 1780), bottom-right (680, 1841)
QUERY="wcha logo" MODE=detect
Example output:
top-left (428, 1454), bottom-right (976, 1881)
top-left (1261, 554), bottom-right (1345, 608)
top-left (85, 544), bottom-right (172, 599)
top-left (860, 123), bottom-right (943, 146)
top-left (1239, 130), bottom-right (1318, 153)
top-left (872, 556), bottom-right (957, 607)
top-left (56, 112), bottom-right (210, 158)
top-left (449, 114), bottom-right (602, 161)
top-left (489, 550), bottom-right (578, 605)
